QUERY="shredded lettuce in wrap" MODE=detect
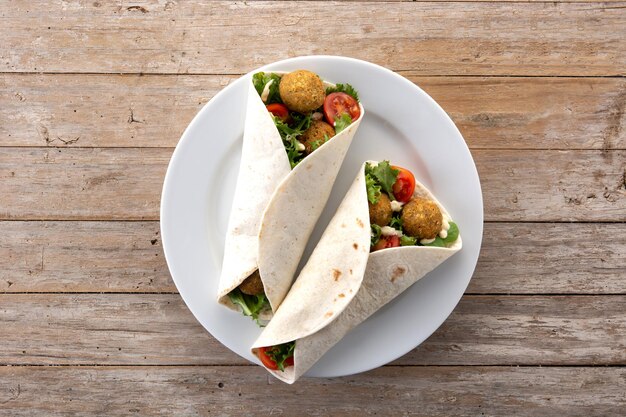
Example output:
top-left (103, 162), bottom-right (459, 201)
top-left (365, 161), bottom-right (399, 203)
top-left (228, 288), bottom-right (269, 327)
top-left (252, 72), bottom-right (282, 104)
top-left (266, 341), bottom-right (295, 372)
top-left (325, 83), bottom-right (359, 101)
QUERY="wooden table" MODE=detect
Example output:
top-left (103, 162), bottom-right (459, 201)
top-left (1, 1), bottom-right (625, 415)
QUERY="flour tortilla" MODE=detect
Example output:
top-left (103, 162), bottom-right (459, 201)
top-left (252, 161), bottom-right (462, 383)
top-left (217, 73), bottom-right (364, 317)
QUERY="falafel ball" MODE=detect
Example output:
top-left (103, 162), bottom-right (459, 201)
top-left (368, 193), bottom-right (393, 227)
top-left (279, 70), bottom-right (326, 113)
top-left (298, 120), bottom-right (335, 155)
top-left (401, 197), bottom-right (443, 239)
top-left (238, 270), bottom-right (264, 296)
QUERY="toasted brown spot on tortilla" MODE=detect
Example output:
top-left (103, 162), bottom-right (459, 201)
top-left (353, 243), bottom-right (358, 250)
top-left (338, 293), bottom-right (345, 298)
top-left (356, 218), bottom-right (364, 228)
top-left (341, 223), bottom-right (346, 228)
top-left (390, 266), bottom-right (407, 283)
top-left (325, 311), bottom-right (333, 318)
top-left (349, 269), bottom-right (353, 275)
top-left (306, 164), bottom-right (312, 170)
top-left (333, 269), bottom-right (342, 281)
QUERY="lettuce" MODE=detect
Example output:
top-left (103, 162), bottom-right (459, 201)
top-left (252, 72), bottom-right (282, 104)
top-left (423, 222), bottom-right (460, 247)
top-left (365, 161), bottom-right (399, 202)
top-left (325, 83), bottom-right (359, 101)
top-left (334, 113), bottom-right (352, 134)
top-left (227, 288), bottom-right (269, 327)
top-left (265, 342), bottom-right (295, 372)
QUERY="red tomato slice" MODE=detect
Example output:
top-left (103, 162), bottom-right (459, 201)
top-left (285, 356), bottom-right (295, 367)
top-left (258, 347), bottom-right (279, 370)
top-left (266, 103), bottom-right (290, 122)
top-left (391, 166), bottom-right (416, 203)
top-left (323, 92), bottom-right (360, 126)
top-left (372, 235), bottom-right (401, 252)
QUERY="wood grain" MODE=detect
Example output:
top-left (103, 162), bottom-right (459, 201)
top-left (0, 221), bottom-right (169, 293)
top-left (1, 148), bottom-right (624, 221)
top-left (1, 221), bottom-right (624, 294)
top-left (0, 148), bottom-right (167, 220)
top-left (2, 74), bottom-right (624, 149)
top-left (469, 223), bottom-right (626, 294)
top-left (0, 366), bottom-right (623, 416)
top-left (0, 294), bottom-right (623, 366)
top-left (2, 2), bottom-right (625, 76)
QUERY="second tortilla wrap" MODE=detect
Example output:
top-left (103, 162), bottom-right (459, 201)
top-left (252, 161), bottom-right (462, 383)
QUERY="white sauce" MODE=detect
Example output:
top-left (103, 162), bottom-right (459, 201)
top-left (260, 79), bottom-right (273, 102)
top-left (381, 226), bottom-right (402, 237)
top-left (390, 200), bottom-right (404, 212)
top-left (296, 141), bottom-right (305, 152)
top-left (420, 237), bottom-right (436, 245)
top-left (311, 112), bottom-right (323, 121)
top-left (439, 214), bottom-right (451, 239)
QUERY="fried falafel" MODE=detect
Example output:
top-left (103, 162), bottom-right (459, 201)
top-left (368, 193), bottom-right (393, 227)
top-left (238, 270), bottom-right (264, 295)
top-left (298, 120), bottom-right (335, 155)
top-left (279, 70), bottom-right (326, 113)
top-left (401, 197), bottom-right (442, 239)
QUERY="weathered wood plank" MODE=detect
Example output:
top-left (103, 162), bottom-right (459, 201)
top-left (469, 223), bottom-right (626, 294)
top-left (0, 221), bottom-right (170, 292)
top-left (0, 148), bottom-right (166, 220)
top-left (1, 148), bottom-right (624, 221)
top-left (1, 222), bottom-right (624, 294)
top-left (2, 74), bottom-right (624, 149)
top-left (2, 1), bottom-right (624, 76)
top-left (0, 366), bottom-right (623, 416)
top-left (477, 150), bottom-right (626, 221)
top-left (0, 295), bottom-right (623, 365)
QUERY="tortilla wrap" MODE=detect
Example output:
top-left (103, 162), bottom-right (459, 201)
top-left (217, 73), bottom-right (365, 317)
top-left (252, 161), bottom-right (462, 383)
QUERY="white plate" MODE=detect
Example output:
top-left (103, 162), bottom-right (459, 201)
top-left (161, 56), bottom-right (483, 378)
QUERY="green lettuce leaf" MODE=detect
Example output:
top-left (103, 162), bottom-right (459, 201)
top-left (252, 72), bottom-right (282, 104)
top-left (273, 112), bottom-right (311, 168)
top-left (265, 342), bottom-right (295, 372)
top-left (370, 224), bottom-right (382, 247)
top-left (366, 161), bottom-right (399, 200)
top-left (423, 222), bottom-right (460, 248)
top-left (325, 83), bottom-right (359, 102)
top-left (365, 171), bottom-right (381, 204)
top-left (400, 235), bottom-right (417, 246)
top-left (334, 113), bottom-right (352, 134)
top-left (227, 288), bottom-right (269, 327)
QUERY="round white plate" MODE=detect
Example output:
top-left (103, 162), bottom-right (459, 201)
top-left (161, 56), bottom-right (483, 378)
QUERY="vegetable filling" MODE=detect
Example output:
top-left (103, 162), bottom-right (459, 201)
top-left (253, 70), bottom-right (361, 168)
top-left (366, 161), bottom-right (460, 251)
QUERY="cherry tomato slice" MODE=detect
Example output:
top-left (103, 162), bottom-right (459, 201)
top-left (323, 92), bottom-right (360, 126)
top-left (258, 347), bottom-right (279, 370)
top-left (372, 235), bottom-right (401, 252)
top-left (266, 103), bottom-right (290, 122)
top-left (285, 356), bottom-right (295, 367)
top-left (391, 166), bottom-right (416, 203)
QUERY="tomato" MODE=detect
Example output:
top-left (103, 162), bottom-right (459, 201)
top-left (266, 103), bottom-right (290, 122)
top-left (323, 92), bottom-right (360, 126)
top-left (258, 347), bottom-right (279, 370)
top-left (372, 235), bottom-right (401, 252)
top-left (285, 356), bottom-right (295, 367)
top-left (391, 166), bottom-right (416, 203)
